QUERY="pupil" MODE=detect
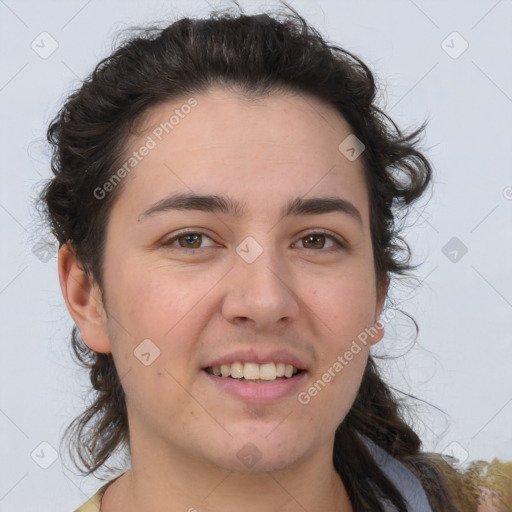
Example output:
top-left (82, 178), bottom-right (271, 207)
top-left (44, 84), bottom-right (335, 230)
top-left (306, 235), bottom-right (323, 248)
top-left (182, 234), bottom-right (200, 248)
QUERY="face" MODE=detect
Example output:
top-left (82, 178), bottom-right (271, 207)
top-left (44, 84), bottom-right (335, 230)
top-left (75, 87), bottom-right (386, 474)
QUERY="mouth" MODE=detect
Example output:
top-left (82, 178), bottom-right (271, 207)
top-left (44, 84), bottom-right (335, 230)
top-left (203, 362), bottom-right (304, 383)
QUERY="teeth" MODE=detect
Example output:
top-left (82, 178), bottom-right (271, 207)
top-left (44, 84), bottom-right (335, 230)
top-left (243, 362), bottom-right (260, 380)
top-left (207, 362), bottom-right (301, 380)
top-left (259, 363), bottom-right (276, 380)
top-left (231, 362), bottom-right (244, 379)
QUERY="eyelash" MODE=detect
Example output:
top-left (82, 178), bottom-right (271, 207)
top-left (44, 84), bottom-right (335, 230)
top-left (162, 229), bottom-right (347, 253)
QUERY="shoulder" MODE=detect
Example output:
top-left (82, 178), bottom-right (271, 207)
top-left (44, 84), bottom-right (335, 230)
top-left (73, 474), bottom-right (125, 512)
top-left (73, 485), bottom-right (107, 512)
top-left (413, 453), bottom-right (512, 512)
top-left (360, 435), bottom-right (512, 512)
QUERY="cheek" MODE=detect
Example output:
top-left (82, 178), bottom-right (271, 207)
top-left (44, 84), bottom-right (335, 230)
top-left (298, 345), bottom-right (369, 440)
top-left (306, 266), bottom-right (377, 340)
top-left (302, 265), bottom-right (375, 407)
top-left (110, 257), bottom-right (219, 338)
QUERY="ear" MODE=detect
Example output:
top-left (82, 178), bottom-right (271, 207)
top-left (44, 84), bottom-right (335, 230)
top-left (369, 272), bottom-right (390, 346)
top-left (58, 242), bottom-right (112, 353)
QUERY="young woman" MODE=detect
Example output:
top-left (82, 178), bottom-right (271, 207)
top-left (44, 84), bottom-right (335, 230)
top-left (38, 4), bottom-right (507, 512)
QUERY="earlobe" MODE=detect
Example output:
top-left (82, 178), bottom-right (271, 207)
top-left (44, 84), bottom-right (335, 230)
top-left (369, 318), bottom-right (385, 345)
top-left (58, 243), bottom-right (112, 353)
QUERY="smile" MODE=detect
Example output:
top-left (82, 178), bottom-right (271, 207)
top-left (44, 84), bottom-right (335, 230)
top-left (205, 361), bottom-right (301, 381)
top-left (202, 365), bottom-right (306, 403)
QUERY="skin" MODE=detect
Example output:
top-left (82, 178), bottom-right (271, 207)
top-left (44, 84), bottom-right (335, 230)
top-left (59, 87), bottom-right (388, 512)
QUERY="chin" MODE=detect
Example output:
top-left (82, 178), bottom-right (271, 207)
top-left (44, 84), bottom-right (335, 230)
top-left (211, 448), bottom-right (303, 474)
top-left (203, 431), bottom-right (307, 473)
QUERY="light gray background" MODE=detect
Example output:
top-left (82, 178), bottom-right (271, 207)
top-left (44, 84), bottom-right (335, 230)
top-left (0, 0), bottom-right (511, 510)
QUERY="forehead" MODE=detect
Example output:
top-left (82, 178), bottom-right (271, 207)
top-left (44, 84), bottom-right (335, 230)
top-left (135, 87), bottom-right (356, 157)
top-left (113, 87), bottom-right (369, 225)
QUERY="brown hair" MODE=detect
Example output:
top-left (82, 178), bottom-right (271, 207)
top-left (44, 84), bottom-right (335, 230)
top-left (37, 2), bottom-right (466, 510)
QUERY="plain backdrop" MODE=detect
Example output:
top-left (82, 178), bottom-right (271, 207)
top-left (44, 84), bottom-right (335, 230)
top-left (0, 0), bottom-right (511, 510)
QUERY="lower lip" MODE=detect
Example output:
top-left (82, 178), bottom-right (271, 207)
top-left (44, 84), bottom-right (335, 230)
top-left (202, 370), bottom-right (307, 403)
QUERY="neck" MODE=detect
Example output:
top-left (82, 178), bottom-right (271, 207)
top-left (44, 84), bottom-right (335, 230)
top-left (101, 435), bottom-right (353, 512)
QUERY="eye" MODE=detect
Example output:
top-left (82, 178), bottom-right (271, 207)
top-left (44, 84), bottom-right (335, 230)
top-left (161, 230), bottom-right (346, 252)
top-left (162, 231), bottom-right (216, 250)
top-left (295, 231), bottom-right (346, 251)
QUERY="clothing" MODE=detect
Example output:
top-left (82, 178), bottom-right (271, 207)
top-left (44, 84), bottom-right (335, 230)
top-left (74, 436), bottom-right (433, 511)
top-left (74, 474), bottom-right (124, 512)
top-left (359, 435), bottom-right (433, 512)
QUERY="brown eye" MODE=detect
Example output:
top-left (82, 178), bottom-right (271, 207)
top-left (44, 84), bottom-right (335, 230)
top-left (297, 232), bottom-right (345, 251)
top-left (163, 232), bottom-right (216, 250)
top-left (177, 233), bottom-right (202, 248)
top-left (302, 234), bottom-right (327, 249)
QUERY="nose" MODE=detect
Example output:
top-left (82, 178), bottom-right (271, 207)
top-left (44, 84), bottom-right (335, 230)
top-left (221, 244), bottom-right (300, 330)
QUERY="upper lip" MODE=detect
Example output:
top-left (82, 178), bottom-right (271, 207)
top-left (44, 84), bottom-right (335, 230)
top-left (203, 349), bottom-right (308, 371)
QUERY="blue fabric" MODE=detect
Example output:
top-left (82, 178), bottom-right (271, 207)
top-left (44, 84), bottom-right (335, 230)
top-left (360, 434), bottom-right (433, 512)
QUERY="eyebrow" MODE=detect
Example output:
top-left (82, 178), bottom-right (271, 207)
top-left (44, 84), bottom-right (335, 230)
top-left (138, 192), bottom-right (363, 226)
